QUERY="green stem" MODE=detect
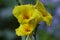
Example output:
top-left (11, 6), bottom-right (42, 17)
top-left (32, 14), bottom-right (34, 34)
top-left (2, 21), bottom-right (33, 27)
top-left (34, 24), bottom-right (39, 40)
top-left (29, 33), bottom-right (32, 40)
top-left (34, 28), bottom-right (37, 40)
top-left (16, 0), bottom-right (20, 5)
top-left (26, 36), bottom-right (28, 40)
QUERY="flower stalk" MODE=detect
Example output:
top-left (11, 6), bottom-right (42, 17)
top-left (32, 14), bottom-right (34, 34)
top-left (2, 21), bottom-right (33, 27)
top-left (29, 33), bottom-right (32, 40)
top-left (34, 24), bottom-right (39, 40)
top-left (26, 35), bottom-right (29, 40)
top-left (13, 0), bottom-right (52, 40)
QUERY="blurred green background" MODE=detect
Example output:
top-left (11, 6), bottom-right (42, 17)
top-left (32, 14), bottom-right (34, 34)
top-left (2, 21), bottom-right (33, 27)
top-left (0, 0), bottom-right (60, 40)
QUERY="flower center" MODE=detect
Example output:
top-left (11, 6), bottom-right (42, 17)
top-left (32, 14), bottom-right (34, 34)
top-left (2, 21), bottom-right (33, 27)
top-left (24, 25), bottom-right (31, 32)
top-left (25, 28), bottom-right (31, 32)
top-left (23, 10), bottom-right (30, 19)
top-left (23, 14), bottom-right (29, 19)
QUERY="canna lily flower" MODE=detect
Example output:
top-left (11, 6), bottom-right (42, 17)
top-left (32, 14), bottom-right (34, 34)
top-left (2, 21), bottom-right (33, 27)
top-left (35, 0), bottom-right (52, 26)
top-left (12, 0), bottom-right (52, 36)
top-left (13, 4), bottom-right (43, 24)
top-left (16, 23), bottom-right (36, 36)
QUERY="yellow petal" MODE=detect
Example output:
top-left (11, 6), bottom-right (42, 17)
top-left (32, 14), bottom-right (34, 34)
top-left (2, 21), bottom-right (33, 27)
top-left (35, 0), bottom-right (46, 10)
top-left (35, 0), bottom-right (48, 16)
top-left (29, 9), bottom-right (43, 23)
top-left (42, 12), bottom-right (52, 26)
top-left (12, 6), bottom-right (25, 18)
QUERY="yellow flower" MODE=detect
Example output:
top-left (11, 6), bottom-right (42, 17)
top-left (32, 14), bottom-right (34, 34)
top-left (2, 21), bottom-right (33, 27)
top-left (15, 23), bottom-right (36, 36)
top-left (35, 0), bottom-right (52, 26)
top-left (13, 4), bottom-right (43, 24)
top-left (12, 0), bottom-right (52, 36)
top-left (13, 4), bottom-right (43, 36)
